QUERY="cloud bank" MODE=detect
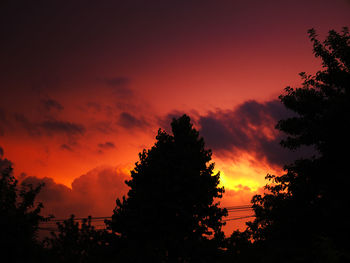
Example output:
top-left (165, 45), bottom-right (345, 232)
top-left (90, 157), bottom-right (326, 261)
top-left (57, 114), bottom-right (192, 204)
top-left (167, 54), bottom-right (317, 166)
top-left (21, 166), bottom-right (130, 218)
top-left (198, 99), bottom-right (313, 167)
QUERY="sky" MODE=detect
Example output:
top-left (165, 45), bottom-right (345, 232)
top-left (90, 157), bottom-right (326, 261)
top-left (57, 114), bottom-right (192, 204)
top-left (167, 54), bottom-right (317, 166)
top-left (1, 0), bottom-right (349, 234)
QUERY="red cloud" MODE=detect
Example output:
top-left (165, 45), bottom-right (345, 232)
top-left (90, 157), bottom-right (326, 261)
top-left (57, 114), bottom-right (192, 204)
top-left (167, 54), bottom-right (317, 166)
top-left (21, 166), bottom-right (130, 218)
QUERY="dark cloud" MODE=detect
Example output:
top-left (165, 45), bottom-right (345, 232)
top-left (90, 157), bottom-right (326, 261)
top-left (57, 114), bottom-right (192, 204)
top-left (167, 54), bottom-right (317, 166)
top-left (41, 98), bottom-right (64, 112)
top-left (21, 166), bottom-right (129, 218)
top-left (98, 141), bottom-right (115, 149)
top-left (199, 99), bottom-right (313, 166)
top-left (200, 116), bottom-right (244, 151)
top-left (2, 108), bottom-right (86, 139)
top-left (0, 147), bottom-right (3, 158)
top-left (14, 113), bottom-right (41, 136)
top-left (118, 112), bottom-right (148, 129)
top-left (40, 120), bottom-right (86, 136)
top-left (99, 77), bottom-right (133, 97)
top-left (60, 144), bottom-right (73, 151)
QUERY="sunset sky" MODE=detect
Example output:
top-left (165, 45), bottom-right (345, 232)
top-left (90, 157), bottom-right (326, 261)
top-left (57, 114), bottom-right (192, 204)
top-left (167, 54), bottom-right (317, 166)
top-left (1, 0), bottom-right (349, 233)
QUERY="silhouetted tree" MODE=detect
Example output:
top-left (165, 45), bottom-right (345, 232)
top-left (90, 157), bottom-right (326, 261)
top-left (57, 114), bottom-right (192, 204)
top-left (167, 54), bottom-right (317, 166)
top-left (107, 115), bottom-right (227, 262)
top-left (0, 148), bottom-right (45, 262)
top-left (223, 230), bottom-right (257, 262)
top-left (247, 28), bottom-right (350, 262)
top-left (45, 215), bottom-right (116, 263)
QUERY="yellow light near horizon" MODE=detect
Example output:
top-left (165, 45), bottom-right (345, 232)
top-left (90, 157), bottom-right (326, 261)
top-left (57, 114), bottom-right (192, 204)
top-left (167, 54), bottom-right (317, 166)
top-left (217, 170), bottom-right (261, 192)
top-left (213, 153), bottom-right (281, 193)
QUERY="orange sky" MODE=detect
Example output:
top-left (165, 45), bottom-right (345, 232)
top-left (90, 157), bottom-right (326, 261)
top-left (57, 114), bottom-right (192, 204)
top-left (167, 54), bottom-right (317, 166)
top-left (1, 0), bottom-right (350, 235)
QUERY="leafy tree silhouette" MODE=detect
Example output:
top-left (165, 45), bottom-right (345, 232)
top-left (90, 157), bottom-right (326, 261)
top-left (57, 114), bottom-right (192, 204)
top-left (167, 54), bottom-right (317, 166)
top-left (245, 28), bottom-right (350, 263)
top-left (107, 115), bottom-right (227, 262)
top-left (45, 215), bottom-right (115, 263)
top-left (0, 147), bottom-right (46, 262)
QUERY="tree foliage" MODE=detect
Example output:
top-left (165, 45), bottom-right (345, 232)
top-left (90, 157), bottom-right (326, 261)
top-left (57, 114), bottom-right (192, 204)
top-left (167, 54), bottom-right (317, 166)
top-left (0, 149), bottom-right (45, 262)
top-left (108, 115), bottom-right (227, 262)
top-left (44, 215), bottom-right (115, 263)
top-left (246, 27), bottom-right (350, 262)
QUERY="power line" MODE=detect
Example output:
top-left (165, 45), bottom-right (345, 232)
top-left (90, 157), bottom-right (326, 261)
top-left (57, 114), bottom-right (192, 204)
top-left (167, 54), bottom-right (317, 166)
top-left (38, 204), bottom-right (255, 229)
top-left (227, 208), bottom-right (253, 212)
top-left (223, 215), bottom-right (255, 222)
top-left (45, 216), bottom-right (112, 222)
top-left (225, 205), bottom-right (252, 210)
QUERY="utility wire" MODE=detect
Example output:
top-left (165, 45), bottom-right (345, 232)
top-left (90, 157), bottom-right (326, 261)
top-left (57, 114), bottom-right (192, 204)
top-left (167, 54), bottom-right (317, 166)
top-left (223, 215), bottom-right (255, 222)
top-left (225, 205), bottom-right (252, 210)
top-left (40, 210), bottom-right (253, 224)
top-left (39, 205), bottom-right (255, 228)
top-left (45, 216), bottom-right (112, 222)
top-left (227, 208), bottom-right (253, 212)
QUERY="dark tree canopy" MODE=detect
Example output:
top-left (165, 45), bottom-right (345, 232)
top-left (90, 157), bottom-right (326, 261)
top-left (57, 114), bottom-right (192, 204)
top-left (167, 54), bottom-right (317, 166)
top-left (246, 28), bottom-right (350, 262)
top-left (0, 148), bottom-right (45, 262)
top-left (108, 115), bottom-right (227, 261)
top-left (44, 215), bottom-right (115, 263)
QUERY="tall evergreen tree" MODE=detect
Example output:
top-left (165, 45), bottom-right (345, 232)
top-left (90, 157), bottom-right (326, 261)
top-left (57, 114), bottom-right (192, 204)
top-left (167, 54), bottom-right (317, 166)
top-left (107, 115), bottom-right (227, 262)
